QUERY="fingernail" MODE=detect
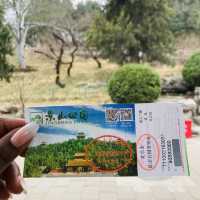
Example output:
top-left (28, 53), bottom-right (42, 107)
top-left (18, 176), bottom-right (28, 195)
top-left (10, 123), bottom-right (39, 148)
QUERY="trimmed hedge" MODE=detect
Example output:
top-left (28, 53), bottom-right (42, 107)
top-left (108, 64), bottom-right (161, 103)
top-left (183, 53), bottom-right (200, 90)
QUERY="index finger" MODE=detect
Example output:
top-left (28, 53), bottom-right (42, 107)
top-left (0, 129), bottom-right (20, 174)
top-left (0, 118), bottom-right (26, 137)
top-left (0, 123), bottom-right (38, 175)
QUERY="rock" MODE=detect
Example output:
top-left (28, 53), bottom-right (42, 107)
top-left (87, 82), bottom-right (107, 89)
top-left (197, 105), bottom-right (200, 115)
top-left (178, 98), bottom-right (197, 113)
top-left (194, 87), bottom-right (200, 104)
top-left (161, 76), bottom-right (189, 94)
top-left (76, 83), bottom-right (88, 88)
top-left (0, 106), bottom-right (19, 114)
top-left (192, 125), bottom-right (200, 135)
top-left (193, 116), bottom-right (200, 126)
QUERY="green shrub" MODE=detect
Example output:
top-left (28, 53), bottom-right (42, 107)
top-left (108, 64), bottom-right (161, 103)
top-left (183, 53), bottom-right (200, 89)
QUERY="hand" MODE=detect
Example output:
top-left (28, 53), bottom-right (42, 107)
top-left (0, 118), bottom-right (39, 199)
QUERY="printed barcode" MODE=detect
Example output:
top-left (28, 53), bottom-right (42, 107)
top-left (172, 139), bottom-right (182, 167)
top-left (147, 137), bottom-right (153, 169)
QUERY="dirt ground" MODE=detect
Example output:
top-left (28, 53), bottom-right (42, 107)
top-left (0, 49), bottom-right (186, 111)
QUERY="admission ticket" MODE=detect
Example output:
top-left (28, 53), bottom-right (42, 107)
top-left (24, 103), bottom-right (190, 178)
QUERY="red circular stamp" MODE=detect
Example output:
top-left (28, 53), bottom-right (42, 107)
top-left (85, 135), bottom-right (133, 173)
top-left (136, 134), bottom-right (160, 171)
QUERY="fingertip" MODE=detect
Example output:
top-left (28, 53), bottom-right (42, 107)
top-left (7, 180), bottom-right (23, 195)
top-left (10, 122), bottom-right (38, 149)
top-left (0, 118), bottom-right (26, 135)
top-left (17, 176), bottom-right (27, 194)
top-left (0, 180), bottom-right (10, 199)
top-left (2, 163), bottom-right (23, 195)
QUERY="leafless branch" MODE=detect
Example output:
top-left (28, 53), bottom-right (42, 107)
top-left (53, 33), bottom-right (66, 45)
top-left (65, 29), bottom-right (79, 77)
top-left (86, 46), bottom-right (102, 68)
top-left (48, 43), bottom-right (58, 58)
top-left (34, 50), bottom-right (56, 60)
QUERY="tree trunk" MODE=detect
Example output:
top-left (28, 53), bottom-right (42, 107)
top-left (17, 40), bottom-right (26, 70)
top-left (93, 56), bottom-right (102, 69)
top-left (16, 24), bottom-right (29, 70)
top-left (55, 43), bottom-right (65, 88)
top-left (67, 63), bottom-right (73, 77)
top-left (66, 29), bottom-right (78, 77)
top-left (16, 26), bottom-right (29, 70)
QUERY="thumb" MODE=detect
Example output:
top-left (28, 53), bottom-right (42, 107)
top-left (0, 123), bottom-right (39, 174)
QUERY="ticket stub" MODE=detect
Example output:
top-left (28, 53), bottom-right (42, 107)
top-left (24, 103), bottom-right (189, 178)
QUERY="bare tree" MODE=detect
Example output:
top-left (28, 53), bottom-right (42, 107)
top-left (65, 28), bottom-right (79, 76)
top-left (5, 0), bottom-right (32, 70)
top-left (4, 0), bottom-right (75, 70)
top-left (52, 33), bottom-right (66, 87)
top-left (35, 34), bottom-right (65, 87)
top-left (35, 30), bottom-right (79, 87)
top-left (87, 47), bottom-right (102, 69)
top-left (79, 40), bottom-right (102, 69)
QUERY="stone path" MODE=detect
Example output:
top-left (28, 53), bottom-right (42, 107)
top-left (13, 136), bottom-right (200, 200)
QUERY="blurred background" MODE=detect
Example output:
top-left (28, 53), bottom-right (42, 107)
top-left (0, 0), bottom-right (200, 133)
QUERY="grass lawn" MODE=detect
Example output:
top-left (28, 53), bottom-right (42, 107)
top-left (0, 49), bottom-right (183, 109)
